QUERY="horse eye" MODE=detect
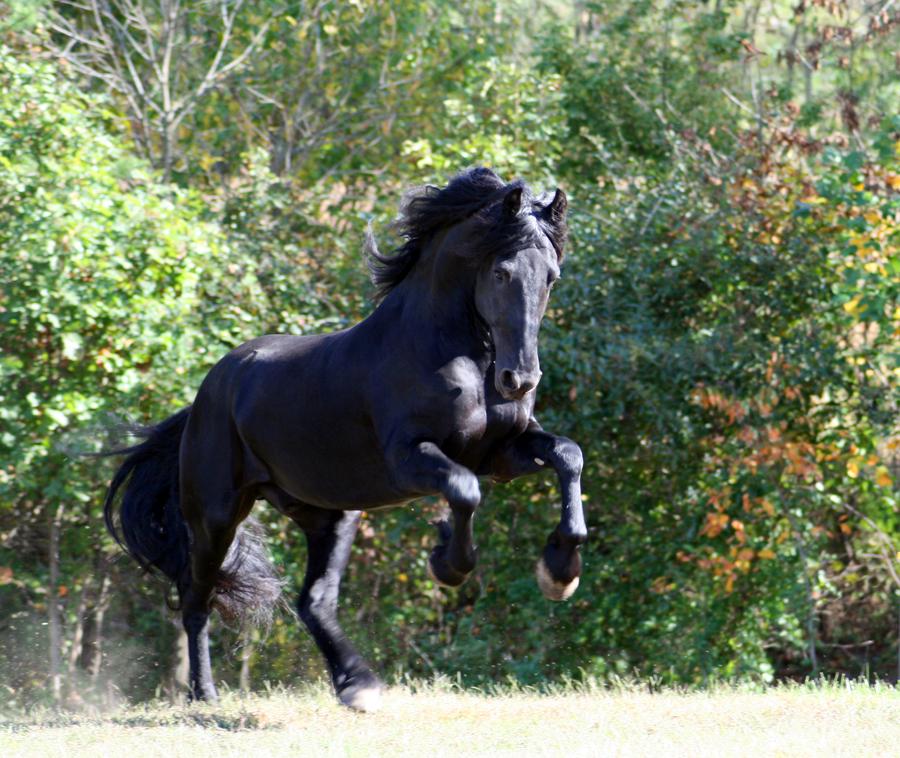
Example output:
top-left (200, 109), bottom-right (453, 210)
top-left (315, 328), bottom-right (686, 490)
top-left (493, 269), bottom-right (508, 283)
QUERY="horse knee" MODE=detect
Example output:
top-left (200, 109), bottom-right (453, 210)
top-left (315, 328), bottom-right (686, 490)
top-left (552, 437), bottom-right (583, 477)
top-left (297, 581), bottom-right (337, 626)
top-left (447, 469), bottom-right (480, 512)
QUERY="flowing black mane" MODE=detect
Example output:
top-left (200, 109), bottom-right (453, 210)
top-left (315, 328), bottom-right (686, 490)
top-left (366, 167), bottom-right (568, 301)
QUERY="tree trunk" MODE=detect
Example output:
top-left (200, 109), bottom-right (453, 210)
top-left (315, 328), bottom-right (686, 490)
top-left (47, 503), bottom-right (66, 706)
top-left (79, 572), bottom-right (112, 679)
top-left (67, 584), bottom-right (88, 677)
top-left (239, 628), bottom-right (254, 692)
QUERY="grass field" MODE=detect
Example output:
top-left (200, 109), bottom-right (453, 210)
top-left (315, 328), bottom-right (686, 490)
top-left (2, 680), bottom-right (899, 757)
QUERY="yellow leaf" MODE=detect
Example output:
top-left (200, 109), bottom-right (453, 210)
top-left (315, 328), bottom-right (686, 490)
top-left (758, 549), bottom-right (776, 560)
top-left (876, 468), bottom-right (893, 488)
top-left (843, 296), bottom-right (861, 315)
top-left (847, 459), bottom-right (860, 478)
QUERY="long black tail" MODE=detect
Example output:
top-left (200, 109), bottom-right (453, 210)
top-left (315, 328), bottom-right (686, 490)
top-left (102, 408), bottom-right (282, 627)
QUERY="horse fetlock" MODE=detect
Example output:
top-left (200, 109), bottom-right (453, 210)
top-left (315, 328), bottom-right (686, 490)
top-left (427, 546), bottom-right (471, 587)
top-left (562, 528), bottom-right (588, 547)
top-left (549, 525), bottom-right (588, 548)
top-left (188, 680), bottom-right (219, 703)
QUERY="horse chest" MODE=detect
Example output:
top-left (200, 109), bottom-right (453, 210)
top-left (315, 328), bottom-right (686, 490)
top-left (484, 398), bottom-right (531, 438)
top-left (432, 358), bottom-right (530, 459)
top-left (444, 388), bottom-right (530, 458)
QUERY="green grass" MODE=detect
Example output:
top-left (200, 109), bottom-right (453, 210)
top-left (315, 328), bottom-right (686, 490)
top-left (2, 679), bottom-right (900, 757)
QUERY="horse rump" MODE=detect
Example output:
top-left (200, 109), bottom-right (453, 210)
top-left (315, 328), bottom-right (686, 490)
top-left (102, 407), bottom-right (281, 627)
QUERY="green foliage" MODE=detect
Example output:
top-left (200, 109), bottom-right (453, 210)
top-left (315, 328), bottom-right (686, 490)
top-left (0, 47), bottom-right (266, 703)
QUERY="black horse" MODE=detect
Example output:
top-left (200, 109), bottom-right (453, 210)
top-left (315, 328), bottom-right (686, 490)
top-left (103, 168), bottom-right (587, 712)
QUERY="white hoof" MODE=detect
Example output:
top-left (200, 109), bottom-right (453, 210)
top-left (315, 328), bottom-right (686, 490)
top-left (339, 685), bottom-right (382, 713)
top-left (536, 557), bottom-right (580, 601)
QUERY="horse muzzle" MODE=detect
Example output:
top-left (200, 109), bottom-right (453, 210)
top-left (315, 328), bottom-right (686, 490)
top-left (496, 368), bottom-right (541, 400)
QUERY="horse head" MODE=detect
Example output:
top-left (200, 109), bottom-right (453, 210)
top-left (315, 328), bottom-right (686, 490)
top-left (472, 183), bottom-right (568, 400)
top-left (367, 169), bottom-right (569, 400)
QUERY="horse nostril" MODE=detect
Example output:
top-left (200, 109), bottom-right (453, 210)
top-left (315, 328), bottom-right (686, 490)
top-left (499, 369), bottom-right (520, 392)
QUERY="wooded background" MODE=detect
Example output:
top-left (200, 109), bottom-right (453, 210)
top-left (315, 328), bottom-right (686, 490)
top-left (0, 0), bottom-right (898, 708)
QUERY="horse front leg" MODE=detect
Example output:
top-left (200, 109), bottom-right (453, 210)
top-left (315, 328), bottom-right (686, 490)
top-left (389, 441), bottom-right (481, 587)
top-left (293, 507), bottom-right (383, 712)
top-left (482, 426), bottom-right (587, 601)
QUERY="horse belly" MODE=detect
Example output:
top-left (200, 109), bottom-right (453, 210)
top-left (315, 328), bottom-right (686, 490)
top-left (270, 434), bottom-right (408, 510)
top-left (225, 337), bottom-right (406, 510)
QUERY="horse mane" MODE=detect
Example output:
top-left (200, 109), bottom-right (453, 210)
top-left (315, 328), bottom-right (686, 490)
top-left (366, 167), bottom-right (567, 302)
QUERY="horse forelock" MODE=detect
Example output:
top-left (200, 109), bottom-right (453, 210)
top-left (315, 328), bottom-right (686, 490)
top-left (367, 168), bottom-right (566, 301)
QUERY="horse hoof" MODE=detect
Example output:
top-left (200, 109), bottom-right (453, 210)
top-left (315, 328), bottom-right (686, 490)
top-left (188, 685), bottom-right (219, 704)
top-left (338, 683), bottom-right (383, 713)
top-left (427, 553), bottom-right (468, 587)
top-left (535, 557), bottom-right (579, 601)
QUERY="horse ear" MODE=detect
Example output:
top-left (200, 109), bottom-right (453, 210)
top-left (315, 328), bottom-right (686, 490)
top-left (503, 186), bottom-right (524, 218)
top-left (545, 188), bottom-right (567, 224)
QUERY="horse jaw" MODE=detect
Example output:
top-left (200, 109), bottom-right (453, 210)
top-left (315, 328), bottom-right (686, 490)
top-left (535, 557), bottom-right (579, 602)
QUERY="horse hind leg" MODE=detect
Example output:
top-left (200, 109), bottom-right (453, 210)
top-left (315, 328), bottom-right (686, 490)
top-left (292, 506), bottom-right (383, 712)
top-left (179, 484), bottom-right (256, 702)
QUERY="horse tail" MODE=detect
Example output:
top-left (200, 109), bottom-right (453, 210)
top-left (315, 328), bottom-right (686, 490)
top-left (102, 407), bottom-right (282, 627)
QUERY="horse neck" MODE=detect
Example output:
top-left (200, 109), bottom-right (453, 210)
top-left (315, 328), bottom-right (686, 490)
top-left (387, 238), bottom-right (489, 360)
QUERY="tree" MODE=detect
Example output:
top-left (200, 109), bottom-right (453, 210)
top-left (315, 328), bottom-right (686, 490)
top-left (48, 0), bottom-right (272, 178)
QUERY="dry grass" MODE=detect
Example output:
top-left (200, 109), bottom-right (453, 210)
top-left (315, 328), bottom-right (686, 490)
top-left (2, 679), bottom-right (899, 757)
